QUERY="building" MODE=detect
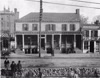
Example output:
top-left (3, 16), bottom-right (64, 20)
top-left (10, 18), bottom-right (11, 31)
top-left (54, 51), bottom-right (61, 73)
top-left (82, 24), bottom-right (100, 53)
top-left (15, 9), bottom-right (82, 54)
top-left (0, 7), bottom-right (19, 50)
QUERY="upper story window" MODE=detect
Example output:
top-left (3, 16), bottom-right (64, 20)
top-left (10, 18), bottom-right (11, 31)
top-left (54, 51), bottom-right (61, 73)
top-left (45, 24), bottom-right (56, 31)
top-left (91, 30), bottom-right (98, 37)
top-left (84, 30), bottom-right (89, 37)
top-left (70, 24), bottom-right (75, 31)
top-left (62, 24), bottom-right (67, 31)
top-left (94, 30), bottom-right (98, 37)
top-left (1, 18), bottom-right (3, 20)
top-left (32, 24), bottom-right (38, 31)
top-left (22, 24), bottom-right (28, 31)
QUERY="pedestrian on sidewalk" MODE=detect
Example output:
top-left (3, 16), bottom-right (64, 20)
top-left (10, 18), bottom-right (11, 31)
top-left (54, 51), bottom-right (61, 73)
top-left (4, 58), bottom-right (10, 70)
top-left (10, 61), bottom-right (17, 77)
top-left (16, 60), bottom-right (22, 76)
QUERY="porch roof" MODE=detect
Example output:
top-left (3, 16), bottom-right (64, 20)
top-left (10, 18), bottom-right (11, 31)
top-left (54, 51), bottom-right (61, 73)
top-left (15, 31), bottom-right (82, 35)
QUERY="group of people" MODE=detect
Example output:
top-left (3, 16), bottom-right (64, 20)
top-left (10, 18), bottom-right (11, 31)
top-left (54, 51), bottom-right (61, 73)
top-left (4, 58), bottom-right (22, 76)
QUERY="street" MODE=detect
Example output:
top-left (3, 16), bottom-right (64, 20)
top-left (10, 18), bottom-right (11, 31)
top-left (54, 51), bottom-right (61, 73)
top-left (1, 53), bottom-right (100, 68)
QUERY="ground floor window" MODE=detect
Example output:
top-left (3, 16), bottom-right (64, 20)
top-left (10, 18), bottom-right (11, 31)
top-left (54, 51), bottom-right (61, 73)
top-left (84, 41), bottom-right (88, 49)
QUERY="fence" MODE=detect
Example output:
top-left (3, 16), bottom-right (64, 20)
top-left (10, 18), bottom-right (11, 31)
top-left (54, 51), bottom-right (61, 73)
top-left (1, 67), bottom-right (100, 78)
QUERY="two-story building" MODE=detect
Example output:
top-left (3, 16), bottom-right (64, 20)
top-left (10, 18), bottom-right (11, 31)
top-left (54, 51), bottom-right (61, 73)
top-left (82, 24), bottom-right (100, 53)
top-left (15, 9), bottom-right (82, 54)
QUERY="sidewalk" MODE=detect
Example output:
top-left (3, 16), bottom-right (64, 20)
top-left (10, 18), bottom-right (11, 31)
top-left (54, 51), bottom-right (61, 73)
top-left (5, 52), bottom-right (100, 59)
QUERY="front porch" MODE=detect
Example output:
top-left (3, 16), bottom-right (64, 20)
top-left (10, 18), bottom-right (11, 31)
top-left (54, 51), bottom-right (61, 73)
top-left (15, 33), bottom-right (82, 54)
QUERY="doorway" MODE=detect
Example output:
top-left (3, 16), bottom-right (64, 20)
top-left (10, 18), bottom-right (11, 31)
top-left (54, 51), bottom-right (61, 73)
top-left (90, 41), bottom-right (94, 53)
top-left (41, 38), bottom-right (45, 50)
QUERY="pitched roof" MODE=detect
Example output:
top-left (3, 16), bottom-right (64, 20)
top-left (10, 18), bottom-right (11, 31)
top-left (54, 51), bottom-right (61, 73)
top-left (17, 12), bottom-right (80, 22)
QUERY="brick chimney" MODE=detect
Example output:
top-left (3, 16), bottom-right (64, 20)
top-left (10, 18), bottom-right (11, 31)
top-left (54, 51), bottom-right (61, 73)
top-left (76, 9), bottom-right (80, 14)
top-left (14, 8), bottom-right (17, 13)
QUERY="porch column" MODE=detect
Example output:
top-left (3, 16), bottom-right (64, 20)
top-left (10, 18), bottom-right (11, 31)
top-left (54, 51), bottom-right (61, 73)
top-left (89, 30), bottom-right (91, 39)
top-left (52, 34), bottom-right (54, 49)
top-left (38, 34), bottom-right (39, 51)
top-left (22, 34), bottom-right (24, 51)
top-left (94, 41), bottom-right (96, 53)
top-left (83, 40), bottom-right (84, 53)
top-left (88, 41), bottom-right (90, 52)
top-left (74, 34), bottom-right (76, 48)
top-left (59, 34), bottom-right (62, 51)
top-left (15, 35), bottom-right (17, 49)
top-left (45, 34), bottom-right (47, 51)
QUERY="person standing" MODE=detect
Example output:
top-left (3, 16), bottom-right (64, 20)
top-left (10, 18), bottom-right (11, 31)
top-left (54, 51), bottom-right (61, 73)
top-left (4, 58), bottom-right (10, 70)
top-left (16, 60), bottom-right (22, 76)
top-left (10, 61), bottom-right (17, 77)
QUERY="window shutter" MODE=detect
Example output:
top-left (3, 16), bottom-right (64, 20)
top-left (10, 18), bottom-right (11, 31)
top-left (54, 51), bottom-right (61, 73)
top-left (52, 24), bottom-right (55, 31)
top-left (45, 24), bottom-right (49, 31)
top-left (22, 24), bottom-right (24, 31)
top-left (86, 30), bottom-right (89, 37)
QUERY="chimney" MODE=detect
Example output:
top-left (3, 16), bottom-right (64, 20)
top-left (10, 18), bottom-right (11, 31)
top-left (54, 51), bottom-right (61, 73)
top-left (14, 8), bottom-right (17, 13)
top-left (94, 20), bottom-right (100, 25)
top-left (76, 9), bottom-right (79, 14)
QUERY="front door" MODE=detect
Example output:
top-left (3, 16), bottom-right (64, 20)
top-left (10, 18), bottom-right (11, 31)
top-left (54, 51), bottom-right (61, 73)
top-left (41, 38), bottom-right (45, 50)
top-left (90, 41), bottom-right (94, 53)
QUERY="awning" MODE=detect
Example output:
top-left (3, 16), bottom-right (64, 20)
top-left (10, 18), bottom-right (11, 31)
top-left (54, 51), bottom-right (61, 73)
top-left (1, 33), bottom-right (9, 38)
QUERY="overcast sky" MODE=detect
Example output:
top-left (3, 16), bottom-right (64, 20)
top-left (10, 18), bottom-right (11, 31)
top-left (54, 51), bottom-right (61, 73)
top-left (0, 0), bottom-right (100, 23)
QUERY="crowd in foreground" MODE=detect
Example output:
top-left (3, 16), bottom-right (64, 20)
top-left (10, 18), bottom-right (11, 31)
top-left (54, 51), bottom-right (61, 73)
top-left (1, 58), bottom-right (100, 78)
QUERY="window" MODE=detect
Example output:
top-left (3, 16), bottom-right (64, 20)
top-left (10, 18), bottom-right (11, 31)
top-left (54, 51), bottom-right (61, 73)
top-left (1, 18), bottom-right (3, 20)
top-left (70, 24), bottom-right (75, 31)
top-left (84, 41), bottom-right (88, 49)
top-left (45, 24), bottom-right (56, 31)
top-left (32, 24), bottom-right (38, 31)
top-left (23, 24), bottom-right (28, 31)
top-left (84, 30), bottom-right (89, 37)
top-left (94, 30), bottom-right (98, 37)
top-left (62, 24), bottom-right (67, 31)
top-left (91, 31), bottom-right (94, 37)
top-left (7, 22), bottom-right (10, 27)
top-left (86, 30), bottom-right (89, 37)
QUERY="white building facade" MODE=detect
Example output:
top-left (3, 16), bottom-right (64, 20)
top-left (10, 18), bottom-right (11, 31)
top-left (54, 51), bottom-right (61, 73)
top-left (15, 9), bottom-right (82, 54)
top-left (82, 24), bottom-right (100, 53)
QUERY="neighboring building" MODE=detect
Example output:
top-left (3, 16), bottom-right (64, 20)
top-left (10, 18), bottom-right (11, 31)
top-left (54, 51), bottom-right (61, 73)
top-left (98, 28), bottom-right (100, 53)
top-left (15, 9), bottom-right (82, 54)
top-left (0, 7), bottom-right (19, 49)
top-left (82, 24), bottom-right (100, 53)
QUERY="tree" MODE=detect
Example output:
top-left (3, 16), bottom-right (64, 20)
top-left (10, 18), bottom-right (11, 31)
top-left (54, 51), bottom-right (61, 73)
top-left (93, 15), bottom-right (100, 24)
top-left (80, 15), bottom-right (89, 24)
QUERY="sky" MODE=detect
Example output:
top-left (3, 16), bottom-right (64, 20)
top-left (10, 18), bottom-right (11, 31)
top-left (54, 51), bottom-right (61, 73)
top-left (0, 0), bottom-right (100, 23)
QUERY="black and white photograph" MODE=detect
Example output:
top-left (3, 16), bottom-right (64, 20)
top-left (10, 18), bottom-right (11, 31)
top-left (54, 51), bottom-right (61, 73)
top-left (0, 0), bottom-right (100, 78)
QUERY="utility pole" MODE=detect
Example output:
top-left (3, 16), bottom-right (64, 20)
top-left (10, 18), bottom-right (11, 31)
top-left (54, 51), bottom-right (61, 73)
top-left (39, 0), bottom-right (43, 58)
